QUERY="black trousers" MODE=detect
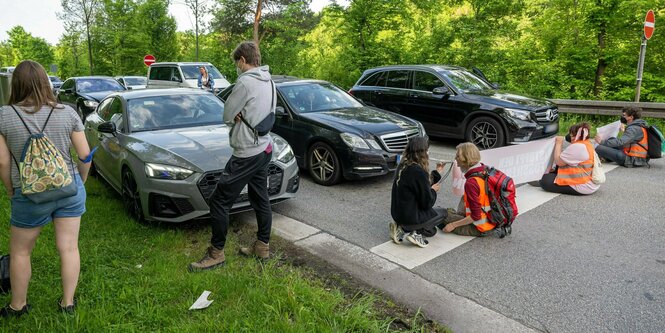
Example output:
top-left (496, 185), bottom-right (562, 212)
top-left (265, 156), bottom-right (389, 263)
top-left (209, 151), bottom-right (273, 249)
top-left (538, 172), bottom-right (583, 196)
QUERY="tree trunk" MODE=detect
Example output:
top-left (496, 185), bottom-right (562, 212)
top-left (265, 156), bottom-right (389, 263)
top-left (253, 0), bottom-right (263, 45)
top-left (593, 24), bottom-right (607, 97)
top-left (85, 22), bottom-right (93, 75)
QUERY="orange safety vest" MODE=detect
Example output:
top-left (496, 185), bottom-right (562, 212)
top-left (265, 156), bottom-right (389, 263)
top-left (463, 177), bottom-right (496, 233)
top-left (623, 127), bottom-right (649, 158)
top-left (554, 140), bottom-right (594, 186)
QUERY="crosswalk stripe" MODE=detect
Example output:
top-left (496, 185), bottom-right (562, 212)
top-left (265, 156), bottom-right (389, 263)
top-left (370, 164), bottom-right (619, 269)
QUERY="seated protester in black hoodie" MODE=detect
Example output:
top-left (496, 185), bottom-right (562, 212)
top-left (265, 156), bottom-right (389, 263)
top-left (595, 106), bottom-right (649, 167)
top-left (390, 136), bottom-right (446, 248)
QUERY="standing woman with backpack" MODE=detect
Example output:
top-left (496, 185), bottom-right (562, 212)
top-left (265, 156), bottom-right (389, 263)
top-left (0, 60), bottom-right (91, 316)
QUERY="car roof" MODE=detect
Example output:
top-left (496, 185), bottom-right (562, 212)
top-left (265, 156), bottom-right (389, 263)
top-left (270, 75), bottom-right (331, 86)
top-left (364, 64), bottom-right (466, 73)
top-left (68, 76), bottom-right (117, 80)
top-left (115, 76), bottom-right (146, 79)
top-left (107, 88), bottom-right (212, 100)
top-left (150, 62), bottom-right (213, 66)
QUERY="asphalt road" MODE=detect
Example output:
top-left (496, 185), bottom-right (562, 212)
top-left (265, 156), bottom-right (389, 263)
top-left (272, 137), bottom-right (665, 333)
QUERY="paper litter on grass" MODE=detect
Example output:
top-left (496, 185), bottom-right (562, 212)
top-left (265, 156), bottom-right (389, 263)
top-left (189, 290), bottom-right (213, 310)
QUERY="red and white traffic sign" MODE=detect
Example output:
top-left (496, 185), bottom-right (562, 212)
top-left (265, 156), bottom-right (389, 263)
top-left (644, 10), bottom-right (655, 40)
top-left (144, 54), bottom-right (156, 66)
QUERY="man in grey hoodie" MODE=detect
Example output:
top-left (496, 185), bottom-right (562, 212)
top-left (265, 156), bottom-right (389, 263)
top-left (190, 41), bottom-right (276, 271)
top-left (595, 106), bottom-right (649, 167)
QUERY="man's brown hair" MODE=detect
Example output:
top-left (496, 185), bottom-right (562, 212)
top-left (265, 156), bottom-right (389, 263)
top-left (622, 106), bottom-right (642, 119)
top-left (232, 41), bottom-right (261, 67)
top-left (8, 60), bottom-right (59, 112)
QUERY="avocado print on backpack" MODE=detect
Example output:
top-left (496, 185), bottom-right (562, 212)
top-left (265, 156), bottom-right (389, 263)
top-left (10, 106), bottom-right (78, 204)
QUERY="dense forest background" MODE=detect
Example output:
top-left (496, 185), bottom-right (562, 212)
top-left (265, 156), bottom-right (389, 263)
top-left (1, 0), bottom-right (664, 102)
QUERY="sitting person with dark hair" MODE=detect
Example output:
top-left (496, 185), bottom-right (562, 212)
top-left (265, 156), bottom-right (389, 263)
top-left (389, 136), bottom-right (446, 248)
top-left (595, 106), bottom-right (649, 167)
top-left (539, 122), bottom-right (600, 195)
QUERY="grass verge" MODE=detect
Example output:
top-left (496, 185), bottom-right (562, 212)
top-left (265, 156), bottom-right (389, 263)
top-left (0, 177), bottom-right (447, 332)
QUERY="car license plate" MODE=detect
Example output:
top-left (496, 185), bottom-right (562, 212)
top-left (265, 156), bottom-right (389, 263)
top-left (544, 123), bottom-right (558, 133)
top-left (240, 178), bottom-right (271, 195)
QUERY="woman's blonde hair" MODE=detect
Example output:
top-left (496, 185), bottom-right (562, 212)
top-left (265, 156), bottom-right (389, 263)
top-left (455, 142), bottom-right (481, 169)
top-left (396, 136), bottom-right (429, 184)
top-left (8, 60), bottom-right (59, 113)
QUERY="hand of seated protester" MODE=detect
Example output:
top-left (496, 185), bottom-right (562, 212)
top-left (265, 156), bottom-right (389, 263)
top-left (430, 170), bottom-right (442, 184)
top-left (555, 136), bottom-right (565, 145)
top-left (620, 123), bottom-right (626, 133)
top-left (443, 223), bottom-right (456, 233)
top-left (431, 183), bottom-right (441, 192)
top-left (594, 134), bottom-right (602, 144)
top-left (436, 161), bottom-right (446, 174)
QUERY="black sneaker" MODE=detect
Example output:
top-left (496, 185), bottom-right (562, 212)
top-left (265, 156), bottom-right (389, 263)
top-left (0, 304), bottom-right (31, 317)
top-left (59, 297), bottom-right (78, 314)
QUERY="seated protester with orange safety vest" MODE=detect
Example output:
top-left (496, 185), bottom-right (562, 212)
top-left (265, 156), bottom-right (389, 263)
top-left (438, 142), bottom-right (496, 237)
top-left (595, 106), bottom-right (649, 168)
top-left (538, 122), bottom-right (600, 195)
top-left (389, 136), bottom-right (447, 248)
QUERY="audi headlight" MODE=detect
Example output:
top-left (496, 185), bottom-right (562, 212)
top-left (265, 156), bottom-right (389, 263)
top-left (505, 108), bottom-right (531, 121)
top-left (340, 133), bottom-right (369, 149)
top-left (83, 100), bottom-right (99, 108)
top-left (272, 136), bottom-right (294, 163)
top-left (145, 163), bottom-right (194, 180)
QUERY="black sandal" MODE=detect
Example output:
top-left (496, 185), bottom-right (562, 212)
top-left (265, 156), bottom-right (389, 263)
top-left (58, 297), bottom-right (77, 314)
top-left (0, 303), bottom-right (31, 317)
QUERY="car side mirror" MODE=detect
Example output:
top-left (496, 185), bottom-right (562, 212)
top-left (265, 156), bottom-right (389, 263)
top-left (171, 77), bottom-right (181, 82)
top-left (275, 106), bottom-right (286, 115)
top-left (98, 121), bottom-right (117, 136)
top-left (126, 86), bottom-right (133, 90)
top-left (432, 86), bottom-right (451, 95)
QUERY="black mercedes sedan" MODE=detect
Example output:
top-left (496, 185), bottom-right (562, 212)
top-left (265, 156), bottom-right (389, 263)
top-left (219, 77), bottom-right (426, 186)
top-left (57, 76), bottom-right (126, 121)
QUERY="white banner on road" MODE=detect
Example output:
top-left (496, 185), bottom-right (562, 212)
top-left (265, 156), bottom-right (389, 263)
top-left (451, 138), bottom-right (556, 195)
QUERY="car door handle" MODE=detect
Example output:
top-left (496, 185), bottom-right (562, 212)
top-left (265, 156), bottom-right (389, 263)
top-left (375, 91), bottom-right (383, 95)
top-left (409, 94), bottom-right (419, 98)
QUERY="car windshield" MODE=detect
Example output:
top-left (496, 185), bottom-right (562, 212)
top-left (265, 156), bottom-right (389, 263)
top-left (280, 82), bottom-right (363, 113)
top-left (181, 65), bottom-right (224, 80)
top-left (49, 76), bottom-right (63, 83)
top-left (77, 79), bottom-right (125, 93)
top-left (128, 94), bottom-right (225, 132)
top-left (124, 77), bottom-right (147, 86)
top-left (440, 69), bottom-right (493, 92)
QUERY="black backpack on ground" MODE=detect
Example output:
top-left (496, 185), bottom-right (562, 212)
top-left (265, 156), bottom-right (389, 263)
top-left (0, 255), bottom-right (10, 294)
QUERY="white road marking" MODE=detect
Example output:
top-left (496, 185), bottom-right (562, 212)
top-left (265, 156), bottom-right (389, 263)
top-left (370, 164), bottom-right (619, 269)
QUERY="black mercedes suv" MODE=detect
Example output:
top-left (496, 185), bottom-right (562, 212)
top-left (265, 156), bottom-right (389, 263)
top-left (349, 65), bottom-right (559, 149)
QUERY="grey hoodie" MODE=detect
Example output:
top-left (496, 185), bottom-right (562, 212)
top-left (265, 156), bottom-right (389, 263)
top-left (223, 65), bottom-right (275, 158)
top-left (601, 118), bottom-right (649, 166)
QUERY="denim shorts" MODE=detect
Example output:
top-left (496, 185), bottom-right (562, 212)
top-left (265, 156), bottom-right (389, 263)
top-left (10, 175), bottom-right (87, 228)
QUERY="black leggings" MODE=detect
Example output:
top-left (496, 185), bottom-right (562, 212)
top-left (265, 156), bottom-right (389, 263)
top-left (538, 172), bottom-right (583, 196)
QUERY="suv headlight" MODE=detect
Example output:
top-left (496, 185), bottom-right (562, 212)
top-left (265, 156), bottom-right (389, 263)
top-left (272, 136), bottom-right (295, 163)
top-left (340, 133), bottom-right (369, 149)
top-left (145, 163), bottom-right (194, 180)
top-left (83, 100), bottom-right (99, 108)
top-left (505, 108), bottom-right (531, 121)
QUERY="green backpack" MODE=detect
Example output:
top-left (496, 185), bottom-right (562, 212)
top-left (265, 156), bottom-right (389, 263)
top-left (10, 106), bottom-right (78, 203)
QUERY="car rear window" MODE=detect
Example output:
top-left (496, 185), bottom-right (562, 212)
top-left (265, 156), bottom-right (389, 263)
top-left (127, 94), bottom-right (225, 132)
top-left (386, 71), bottom-right (409, 88)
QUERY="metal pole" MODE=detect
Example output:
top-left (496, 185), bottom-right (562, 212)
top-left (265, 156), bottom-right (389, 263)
top-left (635, 37), bottom-right (647, 102)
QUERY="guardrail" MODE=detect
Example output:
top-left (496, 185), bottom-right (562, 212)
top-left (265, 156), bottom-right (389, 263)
top-left (552, 99), bottom-right (665, 119)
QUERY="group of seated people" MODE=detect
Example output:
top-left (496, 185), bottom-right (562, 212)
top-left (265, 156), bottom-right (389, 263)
top-left (390, 106), bottom-right (653, 247)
